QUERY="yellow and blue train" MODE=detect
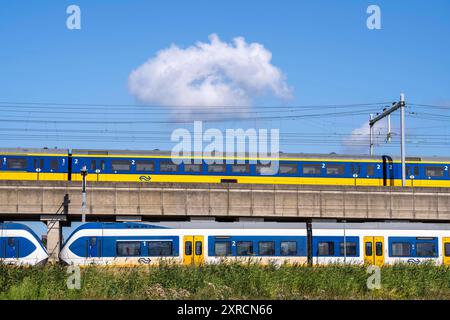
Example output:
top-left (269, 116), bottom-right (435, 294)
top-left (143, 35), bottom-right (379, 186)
top-left (1, 147), bottom-right (449, 187)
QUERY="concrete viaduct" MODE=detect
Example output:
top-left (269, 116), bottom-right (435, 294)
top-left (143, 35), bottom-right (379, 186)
top-left (1, 180), bottom-right (450, 262)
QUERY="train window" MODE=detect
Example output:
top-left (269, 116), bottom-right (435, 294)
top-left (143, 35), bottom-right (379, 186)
top-left (160, 161), bottom-right (178, 172)
top-left (416, 242), bottom-right (437, 257)
top-left (255, 163), bottom-right (277, 175)
top-left (50, 159), bottom-right (58, 170)
top-left (136, 160), bottom-right (155, 171)
top-left (445, 243), bottom-right (450, 257)
top-left (425, 166), bottom-right (444, 177)
top-left (366, 165), bottom-right (375, 176)
top-left (195, 241), bottom-right (202, 255)
top-left (8, 237), bottom-right (15, 247)
top-left (33, 159), bottom-right (44, 170)
top-left (365, 242), bottom-right (372, 256)
top-left (237, 241), bottom-right (253, 256)
top-left (280, 241), bottom-right (297, 256)
top-left (376, 242), bottom-right (383, 256)
top-left (148, 241), bottom-right (173, 256)
top-left (184, 164), bottom-right (202, 173)
top-left (100, 160), bottom-right (105, 171)
top-left (185, 241), bottom-right (192, 255)
top-left (89, 237), bottom-right (96, 246)
top-left (258, 241), bottom-right (275, 255)
top-left (391, 242), bottom-right (411, 257)
top-left (207, 164), bottom-right (227, 173)
top-left (90, 160), bottom-right (96, 171)
top-left (214, 241), bottom-right (231, 256)
top-left (302, 164), bottom-right (321, 175)
top-left (339, 242), bottom-right (357, 256)
top-left (350, 164), bottom-right (361, 175)
top-left (279, 164), bottom-right (297, 175)
top-left (7, 158), bottom-right (27, 170)
top-left (326, 164), bottom-right (345, 175)
top-left (116, 241), bottom-right (141, 257)
top-left (407, 166), bottom-right (419, 177)
top-left (112, 160), bottom-right (131, 171)
top-left (231, 164), bottom-right (250, 173)
top-left (318, 242), bottom-right (334, 256)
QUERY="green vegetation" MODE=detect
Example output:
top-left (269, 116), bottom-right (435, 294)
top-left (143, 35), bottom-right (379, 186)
top-left (0, 262), bottom-right (449, 299)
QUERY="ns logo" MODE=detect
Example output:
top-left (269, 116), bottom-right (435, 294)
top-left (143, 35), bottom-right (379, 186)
top-left (139, 176), bottom-right (152, 182)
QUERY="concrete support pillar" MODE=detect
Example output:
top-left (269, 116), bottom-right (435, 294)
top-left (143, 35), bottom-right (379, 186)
top-left (41, 215), bottom-right (66, 263)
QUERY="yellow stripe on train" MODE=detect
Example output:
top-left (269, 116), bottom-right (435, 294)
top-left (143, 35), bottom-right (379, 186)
top-left (2, 171), bottom-right (449, 187)
top-left (70, 173), bottom-right (450, 187)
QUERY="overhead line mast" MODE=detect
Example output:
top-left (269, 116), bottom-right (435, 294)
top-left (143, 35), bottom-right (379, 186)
top-left (369, 93), bottom-right (406, 186)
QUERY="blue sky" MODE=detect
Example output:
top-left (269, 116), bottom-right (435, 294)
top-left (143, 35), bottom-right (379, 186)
top-left (1, 1), bottom-right (450, 237)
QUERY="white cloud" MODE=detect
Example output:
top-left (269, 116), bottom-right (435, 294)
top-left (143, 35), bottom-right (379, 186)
top-left (128, 34), bottom-right (292, 115)
top-left (342, 120), bottom-right (392, 154)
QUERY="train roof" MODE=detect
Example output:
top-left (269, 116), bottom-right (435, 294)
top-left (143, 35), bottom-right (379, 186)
top-left (1, 147), bottom-right (449, 162)
top-left (0, 147), bottom-right (68, 155)
top-left (312, 222), bottom-right (450, 230)
top-left (70, 221), bottom-right (307, 230)
top-left (70, 149), bottom-right (450, 162)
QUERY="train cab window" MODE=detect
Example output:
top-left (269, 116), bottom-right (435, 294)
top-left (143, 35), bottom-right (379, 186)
top-left (50, 159), bottom-right (58, 170)
top-left (160, 161), bottom-right (178, 172)
top-left (350, 164), bottom-right (361, 175)
top-left (445, 243), bottom-right (450, 257)
top-left (214, 241), bottom-right (231, 256)
top-left (136, 160), bottom-right (155, 172)
top-left (376, 242), bottom-right (383, 256)
top-left (258, 241), bottom-right (275, 255)
top-left (231, 164), bottom-right (250, 173)
top-left (318, 242), bottom-right (334, 256)
top-left (112, 160), bottom-right (131, 171)
top-left (302, 164), bottom-right (321, 175)
top-left (391, 242), bottom-right (411, 257)
top-left (33, 159), bottom-right (44, 170)
top-left (116, 241), bottom-right (141, 257)
top-left (148, 241), bottom-right (172, 256)
top-left (185, 241), bottom-right (192, 255)
top-left (207, 164), bottom-right (227, 173)
top-left (184, 164), bottom-right (202, 173)
top-left (416, 242), bottom-right (437, 257)
top-left (8, 237), bottom-right (15, 247)
top-left (365, 242), bottom-right (372, 256)
top-left (407, 166), bottom-right (419, 177)
top-left (326, 164), bottom-right (345, 175)
top-left (339, 242), bottom-right (357, 256)
top-left (237, 241), bottom-right (253, 256)
top-left (195, 241), bottom-right (202, 255)
top-left (366, 165), bottom-right (375, 176)
top-left (279, 164), bottom-right (297, 175)
top-left (425, 166), bottom-right (444, 177)
top-left (280, 241), bottom-right (297, 256)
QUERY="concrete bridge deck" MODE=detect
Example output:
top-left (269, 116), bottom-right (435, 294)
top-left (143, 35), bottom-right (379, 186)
top-left (1, 180), bottom-right (450, 262)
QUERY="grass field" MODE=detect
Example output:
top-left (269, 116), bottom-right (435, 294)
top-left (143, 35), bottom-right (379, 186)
top-left (0, 262), bottom-right (449, 299)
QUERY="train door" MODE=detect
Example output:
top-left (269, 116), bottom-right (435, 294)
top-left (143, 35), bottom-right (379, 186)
top-left (382, 156), bottom-right (395, 187)
top-left (364, 236), bottom-right (384, 266)
top-left (33, 158), bottom-right (45, 180)
top-left (87, 236), bottom-right (101, 258)
top-left (443, 238), bottom-right (450, 265)
top-left (90, 160), bottom-right (105, 181)
top-left (183, 236), bottom-right (204, 265)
